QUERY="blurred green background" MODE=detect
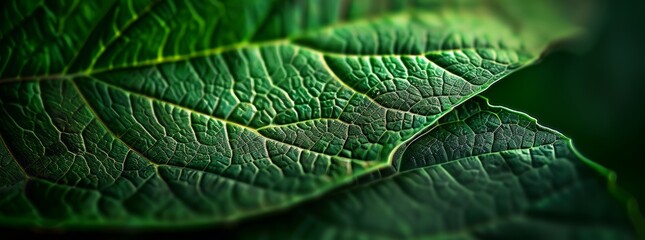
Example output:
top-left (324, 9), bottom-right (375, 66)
top-left (485, 0), bottom-right (645, 215)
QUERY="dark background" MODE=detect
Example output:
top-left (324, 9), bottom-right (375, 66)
top-left (485, 0), bottom-right (645, 215)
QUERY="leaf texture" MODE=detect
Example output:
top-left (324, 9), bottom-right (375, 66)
top-left (0, 0), bottom-right (576, 227)
top-left (240, 97), bottom-right (639, 240)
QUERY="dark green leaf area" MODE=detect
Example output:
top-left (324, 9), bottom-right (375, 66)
top-left (240, 97), bottom-right (636, 240)
top-left (0, 0), bottom-right (580, 228)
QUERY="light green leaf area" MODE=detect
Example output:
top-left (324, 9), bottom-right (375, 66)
top-left (0, 0), bottom-right (575, 227)
top-left (241, 97), bottom-right (638, 240)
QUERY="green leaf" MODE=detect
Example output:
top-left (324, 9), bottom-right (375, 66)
top-left (0, 0), bottom-right (575, 227)
top-left (240, 97), bottom-right (640, 239)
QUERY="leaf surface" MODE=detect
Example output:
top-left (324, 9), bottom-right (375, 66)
top-left (0, 0), bottom-right (575, 227)
top-left (240, 97), bottom-right (640, 239)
